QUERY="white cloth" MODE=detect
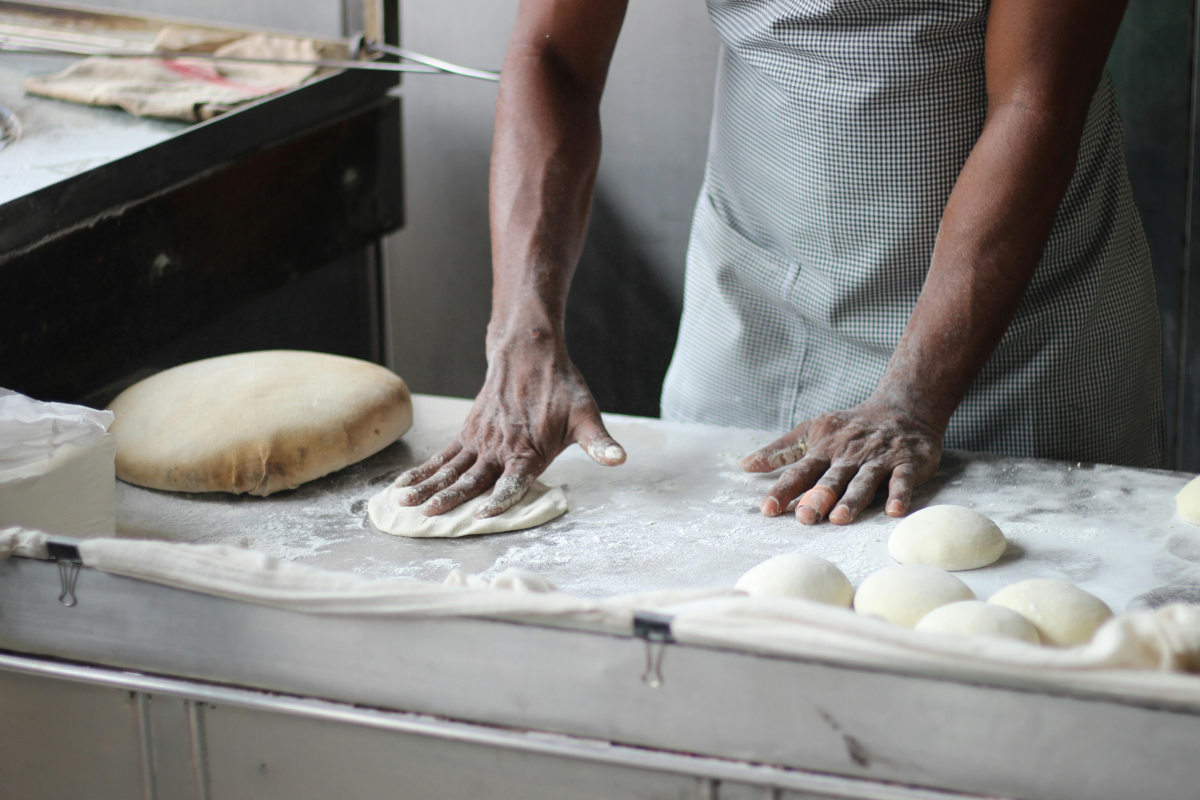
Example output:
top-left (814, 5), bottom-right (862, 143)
top-left (0, 388), bottom-right (113, 470)
top-left (666, 595), bottom-right (1200, 674)
top-left (2, 528), bottom-right (1199, 694)
top-left (0, 390), bottom-right (116, 538)
top-left (23, 27), bottom-right (330, 123)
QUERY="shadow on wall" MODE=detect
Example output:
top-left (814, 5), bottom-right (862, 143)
top-left (566, 190), bottom-right (683, 419)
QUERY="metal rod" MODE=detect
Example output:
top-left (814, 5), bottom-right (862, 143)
top-left (367, 40), bottom-right (500, 82)
top-left (0, 651), bottom-right (973, 800)
top-left (0, 32), bottom-right (502, 81)
top-left (134, 692), bottom-right (157, 800)
top-left (184, 699), bottom-right (211, 800)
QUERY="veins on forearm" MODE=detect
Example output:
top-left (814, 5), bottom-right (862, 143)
top-left (873, 106), bottom-right (1086, 430)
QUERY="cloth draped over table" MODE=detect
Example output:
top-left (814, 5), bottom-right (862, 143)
top-left (4, 526), bottom-right (1200, 705)
top-left (23, 26), bottom-right (331, 122)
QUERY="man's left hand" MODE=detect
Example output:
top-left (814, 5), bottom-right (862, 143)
top-left (740, 402), bottom-right (942, 525)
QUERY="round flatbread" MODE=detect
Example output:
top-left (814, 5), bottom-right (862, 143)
top-left (368, 480), bottom-right (568, 538)
top-left (109, 351), bottom-right (412, 496)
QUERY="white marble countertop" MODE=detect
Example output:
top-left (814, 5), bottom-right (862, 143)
top-left (116, 394), bottom-right (1200, 612)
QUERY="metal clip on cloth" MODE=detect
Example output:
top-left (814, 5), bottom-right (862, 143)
top-left (634, 611), bottom-right (676, 689)
top-left (46, 537), bottom-right (82, 608)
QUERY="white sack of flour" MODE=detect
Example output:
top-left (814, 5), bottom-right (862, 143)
top-left (0, 389), bottom-right (116, 538)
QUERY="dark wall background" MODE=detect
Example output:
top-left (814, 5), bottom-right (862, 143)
top-left (1108, 0), bottom-right (1195, 469)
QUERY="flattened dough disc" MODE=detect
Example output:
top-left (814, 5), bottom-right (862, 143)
top-left (368, 480), bottom-right (568, 538)
top-left (109, 351), bottom-right (412, 496)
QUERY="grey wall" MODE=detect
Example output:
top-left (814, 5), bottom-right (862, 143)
top-left (388, 1), bottom-right (721, 411)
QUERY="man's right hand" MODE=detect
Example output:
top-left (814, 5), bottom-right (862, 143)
top-left (398, 0), bottom-right (631, 518)
top-left (393, 329), bottom-right (625, 519)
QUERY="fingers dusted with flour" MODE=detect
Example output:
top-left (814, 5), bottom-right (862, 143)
top-left (885, 463), bottom-right (921, 518)
top-left (394, 0), bottom-right (631, 518)
top-left (475, 458), bottom-right (540, 519)
top-left (758, 457), bottom-right (827, 517)
top-left (740, 428), bottom-right (808, 473)
top-left (423, 459), bottom-right (504, 517)
top-left (742, 403), bottom-right (942, 527)
top-left (574, 412), bottom-right (626, 466)
top-left (396, 448), bottom-right (477, 506)
top-left (396, 441), bottom-right (461, 489)
top-left (397, 318), bottom-right (623, 517)
top-left (828, 462), bottom-right (890, 524)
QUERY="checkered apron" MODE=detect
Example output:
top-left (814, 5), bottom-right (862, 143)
top-left (661, 0), bottom-right (1164, 467)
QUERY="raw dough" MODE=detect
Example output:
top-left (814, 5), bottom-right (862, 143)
top-left (988, 579), bottom-right (1113, 647)
top-left (1176, 475), bottom-right (1200, 524)
top-left (853, 565), bottom-right (975, 628)
top-left (109, 351), bottom-right (411, 496)
top-left (368, 480), bottom-right (567, 538)
top-left (888, 505), bottom-right (1006, 571)
top-left (735, 553), bottom-right (853, 607)
top-left (915, 600), bottom-right (1041, 644)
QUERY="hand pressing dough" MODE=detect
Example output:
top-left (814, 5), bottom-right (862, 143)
top-left (988, 579), bottom-right (1113, 647)
top-left (853, 565), bottom-right (975, 628)
top-left (109, 351), bottom-right (412, 496)
top-left (1176, 475), bottom-right (1200, 524)
top-left (735, 553), bottom-right (853, 607)
top-left (368, 480), bottom-right (567, 538)
top-left (915, 600), bottom-right (1041, 644)
top-left (888, 505), bottom-right (1006, 571)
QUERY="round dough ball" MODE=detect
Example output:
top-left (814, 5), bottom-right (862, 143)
top-left (1176, 475), bottom-right (1200, 525)
top-left (914, 600), bottom-right (1040, 644)
top-left (735, 553), bottom-right (854, 607)
top-left (853, 565), bottom-right (975, 628)
top-left (988, 579), bottom-right (1113, 647)
top-left (888, 505), bottom-right (1006, 571)
top-left (109, 351), bottom-right (411, 496)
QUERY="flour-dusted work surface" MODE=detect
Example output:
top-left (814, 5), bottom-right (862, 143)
top-left (115, 395), bottom-right (1200, 610)
top-left (0, 54), bottom-right (186, 204)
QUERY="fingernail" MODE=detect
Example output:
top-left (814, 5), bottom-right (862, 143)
top-left (762, 498), bottom-right (780, 516)
top-left (399, 488), bottom-right (420, 504)
top-left (395, 473), bottom-right (414, 487)
top-left (830, 505), bottom-right (849, 524)
top-left (886, 499), bottom-right (904, 515)
top-left (796, 506), bottom-right (819, 525)
top-left (605, 445), bottom-right (626, 462)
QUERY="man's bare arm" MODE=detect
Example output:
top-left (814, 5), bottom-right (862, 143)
top-left (744, 0), bottom-right (1131, 524)
top-left (397, 0), bottom-right (630, 517)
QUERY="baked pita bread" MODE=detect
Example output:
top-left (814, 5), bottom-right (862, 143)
top-left (109, 351), bottom-right (412, 496)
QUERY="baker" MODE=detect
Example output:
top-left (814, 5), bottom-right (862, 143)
top-left (396, 0), bottom-right (1162, 527)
